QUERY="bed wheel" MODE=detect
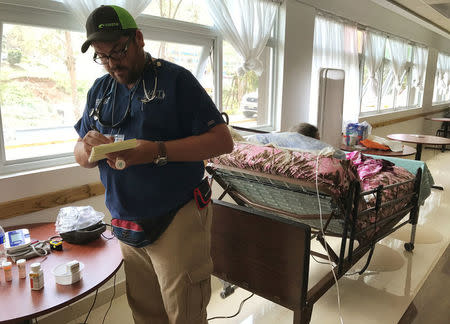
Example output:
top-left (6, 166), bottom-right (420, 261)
top-left (220, 285), bottom-right (236, 299)
top-left (404, 243), bottom-right (414, 252)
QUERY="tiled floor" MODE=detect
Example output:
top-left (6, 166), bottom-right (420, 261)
top-left (65, 148), bottom-right (449, 324)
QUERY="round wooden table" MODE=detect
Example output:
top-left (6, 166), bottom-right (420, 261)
top-left (340, 144), bottom-right (416, 157)
top-left (387, 133), bottom-right (450, 160)
top-left (0, 223), bottom-right (123, 324)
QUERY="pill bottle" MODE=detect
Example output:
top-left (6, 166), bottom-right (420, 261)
top-left (29, 262), bottom-right (44, 290)
top-left (17, 259), bottom-right (27, 279)
top-left (0, 225), bottom-right (6, 267)
top-left (3, 261), bottom-right (12, 281)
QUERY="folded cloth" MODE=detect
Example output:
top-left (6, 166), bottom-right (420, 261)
top-left (367, 135), bottom-right (403, 152)
top-left (360, 139), bottom-right (390, 151)
top-left (346, 151), bottom-right (394, 180)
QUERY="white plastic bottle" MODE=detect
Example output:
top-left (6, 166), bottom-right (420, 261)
top-left (17, 259), bottom-right (27, 279)
top-left (0, 225), bottom-right (6, 267)
top-left (29, 262), bottom-right (44, 290)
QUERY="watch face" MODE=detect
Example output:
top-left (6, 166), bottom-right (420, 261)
top-left (154, 141), bottom-right (167, 166)
top-left (155, 156), bottom-right (168, 166)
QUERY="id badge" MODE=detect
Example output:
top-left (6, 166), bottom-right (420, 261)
top-left (105, 134), bottom-right (124, 142)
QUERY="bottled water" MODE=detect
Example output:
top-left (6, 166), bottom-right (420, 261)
top-left (0, 226), bottom-right (6, 267)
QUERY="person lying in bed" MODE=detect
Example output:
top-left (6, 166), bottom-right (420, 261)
top-left (289, 122), bottom-right (320, 140)
top-left (246, 123), bottom-right (345, 159)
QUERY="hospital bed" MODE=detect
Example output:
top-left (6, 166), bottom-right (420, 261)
top-left (206, 134), bottom-right (424, 324)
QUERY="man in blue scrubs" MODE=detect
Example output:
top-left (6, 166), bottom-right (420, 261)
top-left (73, 5), bottom-right (233, 324)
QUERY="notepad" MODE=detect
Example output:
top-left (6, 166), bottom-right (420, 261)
top-left (88, 138), bottom-right (137, 163)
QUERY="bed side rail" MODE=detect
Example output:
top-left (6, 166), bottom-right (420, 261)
top-left (206, 163), bottom-right (344, 234)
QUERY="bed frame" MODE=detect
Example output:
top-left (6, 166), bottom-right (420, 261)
top-left (207, 161), bottom-right (422, 324)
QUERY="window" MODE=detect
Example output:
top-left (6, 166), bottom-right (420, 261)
top-left (144, 39), bottom-right (214, 97)
top-left (432, 52), bottom-right (450, 104)
top-left (310, 14), bottom-right (360, 124)
top-left (143, 0), bottom-right (213, 26)
top-left (359, 31), bottom-right (427, 115)
top-left (0, 24), bottom-right (101, 163)
top-left (0, 1), bottom-right (279, 175)
top-left (222, 42), bottom-right (274, 128)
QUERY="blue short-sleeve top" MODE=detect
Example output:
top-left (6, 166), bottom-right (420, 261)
top-left (75, 59), bottom-right (224, 223)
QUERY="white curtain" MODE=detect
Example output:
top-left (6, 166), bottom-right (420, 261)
top-left (309, 14), bottom-right (360, 125)
top-left (206, 0), bottom-right (279, 75)
top-left (435, 53), bottom-right (450, 98)
top-left (388, 38), bottom-right (410, 92)
top-left (362, 30), bottom-right (386, 99)
top-left (62, 0), bottom-right (153, 29)
top-left (412, 46), bottom-right (428, 91)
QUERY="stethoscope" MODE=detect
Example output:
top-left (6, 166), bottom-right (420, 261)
top-left (89, 52), bottom-right (158, 129)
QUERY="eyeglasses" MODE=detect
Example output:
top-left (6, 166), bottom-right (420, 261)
top-left (93, 36), bottom-right (133, 65)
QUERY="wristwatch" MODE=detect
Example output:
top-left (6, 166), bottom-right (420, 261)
top-left (154, 141), bottom-right (168, 166)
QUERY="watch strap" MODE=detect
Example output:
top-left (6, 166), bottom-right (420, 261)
top-left (154, 141), bottom-right (167, 165)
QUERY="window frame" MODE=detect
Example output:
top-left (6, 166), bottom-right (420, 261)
top-left (0, 0), bottom-right (280, 176)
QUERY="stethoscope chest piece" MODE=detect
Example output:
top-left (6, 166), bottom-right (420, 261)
top-left (89, 108), bottom-right (98, 120)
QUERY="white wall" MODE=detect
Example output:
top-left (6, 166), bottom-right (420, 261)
top-left (278, 0), bottom-right (315, 131)
top-left (0, 165), bottom-right (107, 227)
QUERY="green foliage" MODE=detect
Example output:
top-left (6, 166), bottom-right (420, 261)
top-left (0, 80), bottom-right (33, 106)
top-left (222, 70), bottom-right (259, 113)
top-left (7, 49), bottom-right (21, 65)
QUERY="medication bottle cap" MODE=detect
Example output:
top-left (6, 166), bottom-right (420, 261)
top-left (30, 262), bottom-right (41, 271)
top-left (17, 259), bottom-right (26, 265)
top-left (3, 261), bottom-right (11, 268)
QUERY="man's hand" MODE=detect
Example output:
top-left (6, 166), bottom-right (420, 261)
top-left (74, 131), bottom-right (114, 168)
top-left (105, 139), bottom-right (156, 170)
top-left (103, 123), bottom-right (233, 170)
top-left (83, 131), bottom-right (114, 155)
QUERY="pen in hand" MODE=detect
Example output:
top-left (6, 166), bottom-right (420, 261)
top-left (91, 124), bottom-right (100, 132)
top-left (90, 124), bottom-right (126, 169)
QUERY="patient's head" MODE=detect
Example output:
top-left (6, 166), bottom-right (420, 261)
top-left (290, 123), bottom-right (320, 140)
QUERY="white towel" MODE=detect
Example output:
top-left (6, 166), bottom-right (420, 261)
top-left (367, 135), bottom-right (403, 152)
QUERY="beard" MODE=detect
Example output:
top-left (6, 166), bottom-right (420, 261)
top-left (107, 61), bottom-right (142, 87)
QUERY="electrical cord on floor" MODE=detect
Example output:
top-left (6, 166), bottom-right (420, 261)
top-left (207, 293), bottom-right (254, 321)
top-left (101, 273), bottom-right (117, 324)
top-left (82, 288), bottom-right (99, 324)
top-left (344, 269), bottom-right (378, 277)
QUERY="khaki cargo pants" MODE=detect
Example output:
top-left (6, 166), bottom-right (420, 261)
top-left (119, 200), bottom-right (213, 324)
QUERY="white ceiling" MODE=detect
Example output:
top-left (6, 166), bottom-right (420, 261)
top-left (387, 0), bottom-right (450, 34)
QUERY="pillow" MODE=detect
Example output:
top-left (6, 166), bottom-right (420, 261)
top-left (246, 132), bottom-right (346, 159)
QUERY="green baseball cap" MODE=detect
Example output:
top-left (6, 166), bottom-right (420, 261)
top-left (81, 5), bottom-right (138, 53)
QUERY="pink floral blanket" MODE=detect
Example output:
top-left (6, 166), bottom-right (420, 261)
top-left (209, 143), bottom-right (416, 240)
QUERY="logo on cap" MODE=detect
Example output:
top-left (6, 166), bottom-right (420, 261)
top-left (98, 22), bottom-right (120, 29)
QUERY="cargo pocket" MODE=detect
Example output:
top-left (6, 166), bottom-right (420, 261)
top-left (186, 260), bottom-right (213, 323)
